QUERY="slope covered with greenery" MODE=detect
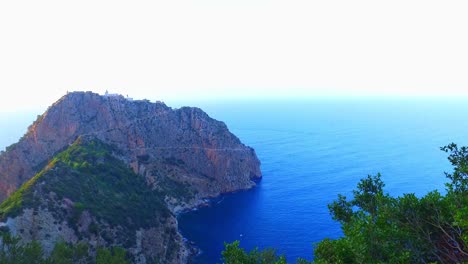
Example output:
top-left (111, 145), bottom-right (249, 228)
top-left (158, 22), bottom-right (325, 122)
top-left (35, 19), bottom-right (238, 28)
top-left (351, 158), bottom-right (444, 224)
top-left (1, 136), bottom-right (169, 223)
top-left (0, 136), bottom-right (171, 247)
top-left (221, 144), bottom-right (467, 264)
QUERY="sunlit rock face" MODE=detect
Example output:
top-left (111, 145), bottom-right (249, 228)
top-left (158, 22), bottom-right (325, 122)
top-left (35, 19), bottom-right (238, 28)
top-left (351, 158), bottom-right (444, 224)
top-left (0, 91), bottom-right (261, 203)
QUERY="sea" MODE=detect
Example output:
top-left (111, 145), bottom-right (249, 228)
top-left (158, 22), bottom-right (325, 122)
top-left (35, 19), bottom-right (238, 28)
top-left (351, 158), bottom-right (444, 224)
top-left (174, 98), bottom-right (468, 263)
top-left (1, 98), bottom-right (468, 263)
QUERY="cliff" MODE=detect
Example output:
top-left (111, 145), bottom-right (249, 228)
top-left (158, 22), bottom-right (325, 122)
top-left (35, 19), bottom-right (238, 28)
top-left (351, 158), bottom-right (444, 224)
top-left (0, 91), bottom-right (262, 263)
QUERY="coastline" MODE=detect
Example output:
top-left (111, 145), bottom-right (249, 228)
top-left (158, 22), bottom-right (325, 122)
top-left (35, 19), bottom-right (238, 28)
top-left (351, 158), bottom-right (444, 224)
top-left (174, 180), bottom-right (262, 263)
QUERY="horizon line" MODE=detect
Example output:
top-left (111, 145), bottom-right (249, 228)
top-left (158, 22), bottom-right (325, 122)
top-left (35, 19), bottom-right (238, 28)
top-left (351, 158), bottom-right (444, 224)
top-left (1, 93), bottom-right (468, 114)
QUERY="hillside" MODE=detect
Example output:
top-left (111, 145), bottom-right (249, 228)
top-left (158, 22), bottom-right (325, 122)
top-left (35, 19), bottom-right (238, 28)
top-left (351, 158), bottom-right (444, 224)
top-left (1, 137), bottom-right (185, 262)
top-left (0, 92), bottom-right (262, 263)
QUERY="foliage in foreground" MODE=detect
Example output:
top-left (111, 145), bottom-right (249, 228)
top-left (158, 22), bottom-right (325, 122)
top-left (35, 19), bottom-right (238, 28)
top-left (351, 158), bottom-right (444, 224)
top-left (0, 231), bottom-right (129, 264)
top-left (221, 240), bottom-right (297, 264)
top-left (221, 143), bottom-right (467, 264)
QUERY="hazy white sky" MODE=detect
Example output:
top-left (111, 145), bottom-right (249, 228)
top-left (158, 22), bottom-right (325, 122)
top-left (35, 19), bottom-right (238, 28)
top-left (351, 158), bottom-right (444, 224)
top-left (1, 0), bottom-right (468, 112)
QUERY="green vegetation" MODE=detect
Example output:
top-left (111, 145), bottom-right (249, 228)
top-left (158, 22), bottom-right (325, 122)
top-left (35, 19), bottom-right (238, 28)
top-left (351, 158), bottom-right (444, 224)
top-left (158, 176), bottom-right (193, 202)
top-left (221, 144), bottom-right (468, 263)
top-left (221, 241), bottom-right (309, 264)
top-left (96, 247), bottom-right (128, 264)
top-left (0, 168), bottom-right (47, 219)
top-left (0, 232), bottom-right (129, 264)
top-left (41, 138), bottom-right (170, 226)
top-left (221, 241), bottom-right (288, 264)
top-left (0, 137), bottom-right (171, 244)
top-left (151, 165), bottom-right (195, 202)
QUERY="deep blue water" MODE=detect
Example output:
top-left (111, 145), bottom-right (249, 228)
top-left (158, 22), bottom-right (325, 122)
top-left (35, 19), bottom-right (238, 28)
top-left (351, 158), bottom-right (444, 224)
top-left (176, 98), bottom-right (468, 263)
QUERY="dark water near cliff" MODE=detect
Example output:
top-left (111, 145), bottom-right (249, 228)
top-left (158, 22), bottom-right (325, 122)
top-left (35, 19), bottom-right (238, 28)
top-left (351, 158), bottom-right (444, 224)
top-left (176, 98), bottom-right (468, 263)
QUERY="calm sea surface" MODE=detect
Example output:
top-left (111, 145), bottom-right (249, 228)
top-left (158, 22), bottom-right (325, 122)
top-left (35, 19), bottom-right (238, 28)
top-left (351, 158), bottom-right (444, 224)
top-left (1, 99), bottom-right (468, 263)
top-left (175, 99), bottom-right (468, 263)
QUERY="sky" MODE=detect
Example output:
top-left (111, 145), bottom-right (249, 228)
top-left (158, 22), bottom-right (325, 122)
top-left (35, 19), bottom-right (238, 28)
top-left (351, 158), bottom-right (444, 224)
top-left (1, 0), bottom-right (468, 112)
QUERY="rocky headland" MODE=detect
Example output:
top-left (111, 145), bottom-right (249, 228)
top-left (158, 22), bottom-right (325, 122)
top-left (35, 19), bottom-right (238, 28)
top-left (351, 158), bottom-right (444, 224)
top-left (0, 92), bottom-right (261, 263)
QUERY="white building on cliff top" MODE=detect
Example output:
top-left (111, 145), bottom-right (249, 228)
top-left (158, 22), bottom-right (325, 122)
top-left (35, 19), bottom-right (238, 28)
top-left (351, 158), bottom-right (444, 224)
top-left (104, 90), bottom-right (119, 97)
top-left (104, 90), bottom-right (133, 101)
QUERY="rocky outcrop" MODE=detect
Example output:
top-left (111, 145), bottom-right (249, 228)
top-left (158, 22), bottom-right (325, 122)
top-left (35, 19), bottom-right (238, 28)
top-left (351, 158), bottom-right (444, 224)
top-left (0, 92), bottom-right (261, 202)
top-left (0, 92), bottom-right (262, 263)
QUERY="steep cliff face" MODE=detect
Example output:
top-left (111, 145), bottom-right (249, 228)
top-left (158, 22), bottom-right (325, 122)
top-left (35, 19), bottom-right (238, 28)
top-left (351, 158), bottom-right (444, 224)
top-left (0, 91), bottom-right (261, 263)
top-left (0, 92), bottom-right (261, 203)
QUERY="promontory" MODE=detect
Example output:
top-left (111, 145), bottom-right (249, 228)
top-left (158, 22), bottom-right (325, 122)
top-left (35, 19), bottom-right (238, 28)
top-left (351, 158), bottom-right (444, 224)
top-left (0, 91), bottom-right (261, 263)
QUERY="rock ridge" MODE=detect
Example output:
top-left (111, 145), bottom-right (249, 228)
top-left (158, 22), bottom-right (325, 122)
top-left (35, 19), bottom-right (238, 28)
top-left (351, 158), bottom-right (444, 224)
top-left (0, 91), bottom-right (261, 202)
top-left (0, 91), bottom-right (262, 263)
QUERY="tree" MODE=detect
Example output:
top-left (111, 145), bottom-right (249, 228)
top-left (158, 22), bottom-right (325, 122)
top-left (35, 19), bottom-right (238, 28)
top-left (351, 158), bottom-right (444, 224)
top-left (96, 247), bottom-right (129, 264)
top-left (314, 144), bottom-right (468, 264)
top-left (48, 242), bottom-right (73, 264)
top-left (221, 241), bottom-right (289, 264)
top-left (441, 143), bottom-right (468, 194)
top-left (22, 241), bottom-right (44, 264)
